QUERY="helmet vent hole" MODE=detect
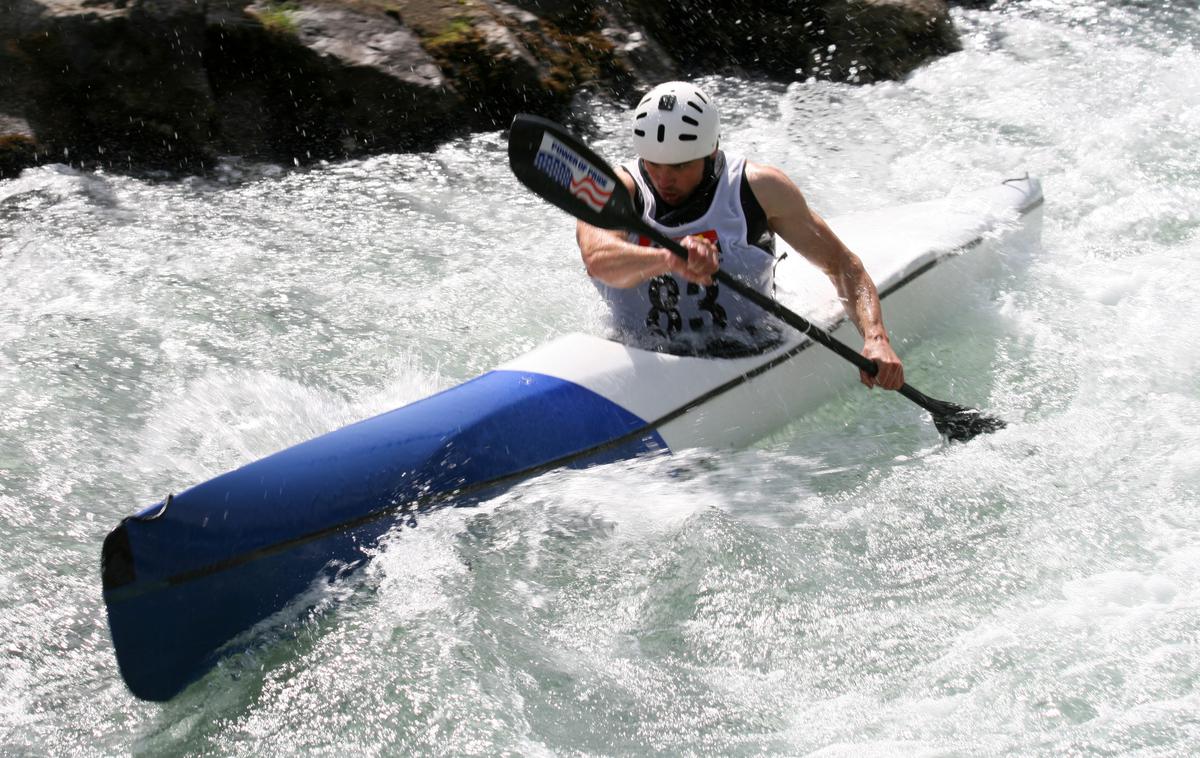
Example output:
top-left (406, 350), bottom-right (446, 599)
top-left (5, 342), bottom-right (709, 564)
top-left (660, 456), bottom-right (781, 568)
top-left (679, 134), bottom-right (698, 141)
top-left (687, 101), bottom-right (704, 114)
top-left (682, 115), bottom-right (699, 126)
top-left (657, 124), bottom-right (666, 142)
top-left (635, 112), bottom-right (648, 119)
top-left (633, 128), bottom-right (646, 137)
top-left (694, 91), bottom-right (709, 104)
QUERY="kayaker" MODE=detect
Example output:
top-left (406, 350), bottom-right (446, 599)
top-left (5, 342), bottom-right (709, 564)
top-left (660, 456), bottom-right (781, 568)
top-left (577, 80), bottom-right (905, 390)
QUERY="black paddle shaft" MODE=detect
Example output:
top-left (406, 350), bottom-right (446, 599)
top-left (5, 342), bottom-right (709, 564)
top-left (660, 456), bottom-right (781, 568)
top-left (507, 114), bottom-right (1005, 441)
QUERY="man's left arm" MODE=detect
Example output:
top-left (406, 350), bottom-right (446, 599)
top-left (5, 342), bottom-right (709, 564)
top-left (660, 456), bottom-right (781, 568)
top-left (747, 163), bottom-right (904, 390)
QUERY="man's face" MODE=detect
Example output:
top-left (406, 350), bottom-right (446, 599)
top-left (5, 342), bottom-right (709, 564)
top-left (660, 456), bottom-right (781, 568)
top-left (642, 155), bottom-right (708, 207)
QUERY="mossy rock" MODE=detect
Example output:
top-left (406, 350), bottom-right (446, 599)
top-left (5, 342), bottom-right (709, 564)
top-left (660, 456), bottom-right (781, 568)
top-left (249, 2), bottom-right (302, 36)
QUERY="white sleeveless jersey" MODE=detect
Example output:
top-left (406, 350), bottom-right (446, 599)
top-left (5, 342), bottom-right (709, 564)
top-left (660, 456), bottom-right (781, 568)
top-left (591, 152), bottom-right (779, 352)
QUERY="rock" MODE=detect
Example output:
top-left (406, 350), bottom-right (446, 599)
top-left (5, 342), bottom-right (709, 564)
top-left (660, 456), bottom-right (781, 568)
top-left (0, 0), bottom-right (966, 175)
top-left (419, 0), bottom-right (627, 128)
top-left (419, 9), bottom-right (546, 128)
top-left (5, 0), bottom-right (218, 172)
top-left (595, 2), bottom-right (678, 90)
top-left (0, 115), bottom-right (39, 178)
top-left (617, 0), bottom-right (959, 86)
top-left (0, 0), bottom-right (465, 170)
top-left (491, 2), bottom-right (540, 30)
top-left (496, 0), bottom-right (602, 33)
top-left (0, 12), bottom-right (41, 177)
top-left (206, 0), bottom-right (460, 161)
top-left (821, 0), bottom-right (962, 83)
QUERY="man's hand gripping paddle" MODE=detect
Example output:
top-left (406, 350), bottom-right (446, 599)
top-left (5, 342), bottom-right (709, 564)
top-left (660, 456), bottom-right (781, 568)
top-left (506, 114), bottom-right (1006, 442)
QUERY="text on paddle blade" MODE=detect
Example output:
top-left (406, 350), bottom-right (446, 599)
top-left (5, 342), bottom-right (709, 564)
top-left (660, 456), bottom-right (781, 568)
top-left (534, 134), bottom-right (615, 212)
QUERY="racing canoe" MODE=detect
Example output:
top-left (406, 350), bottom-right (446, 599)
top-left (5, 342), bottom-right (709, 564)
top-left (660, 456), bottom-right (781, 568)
top-left (102, 176), bottom-right (1043, 701)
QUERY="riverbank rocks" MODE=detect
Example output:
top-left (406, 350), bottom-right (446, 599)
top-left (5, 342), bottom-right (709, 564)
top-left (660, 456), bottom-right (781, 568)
top-left (0, 0), bottom-right (964, 175)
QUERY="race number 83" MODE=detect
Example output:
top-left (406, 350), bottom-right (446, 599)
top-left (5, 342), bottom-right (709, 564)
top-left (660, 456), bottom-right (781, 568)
top-left (645, 276), bottom-right (728, 336)
top-left (642, 232), bottom-right (728, 336)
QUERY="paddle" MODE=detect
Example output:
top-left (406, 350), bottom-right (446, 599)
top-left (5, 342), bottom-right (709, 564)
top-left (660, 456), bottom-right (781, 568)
top-left (506, 114), bottom-right (1006, 442)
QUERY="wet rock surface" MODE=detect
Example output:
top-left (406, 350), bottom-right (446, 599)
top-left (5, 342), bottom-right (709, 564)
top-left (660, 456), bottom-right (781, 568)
top-left (0, 0), bottom-right (967, 175)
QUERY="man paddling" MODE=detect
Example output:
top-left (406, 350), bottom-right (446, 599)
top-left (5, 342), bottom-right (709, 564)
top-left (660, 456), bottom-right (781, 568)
top-left (577, 80), bottom-right (904, 390)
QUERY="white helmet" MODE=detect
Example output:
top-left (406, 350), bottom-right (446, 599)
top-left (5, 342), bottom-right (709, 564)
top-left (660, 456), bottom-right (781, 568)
top-left (631, 81), bottom-right (720, 164)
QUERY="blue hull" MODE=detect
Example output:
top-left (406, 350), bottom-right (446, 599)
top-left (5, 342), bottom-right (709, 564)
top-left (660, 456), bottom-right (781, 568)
top-left (103, 370), bottom-right (665, 701)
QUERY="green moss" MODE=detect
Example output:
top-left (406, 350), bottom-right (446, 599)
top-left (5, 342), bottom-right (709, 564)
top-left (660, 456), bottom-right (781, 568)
top-left (254, 1), bottom-right (300, 36)
top-left (418, 6), bottom-right (625, 127)
top-left (425, 17), bottom-right (473, 47)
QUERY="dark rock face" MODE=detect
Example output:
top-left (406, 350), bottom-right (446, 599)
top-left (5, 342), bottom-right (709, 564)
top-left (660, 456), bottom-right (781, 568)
top-left (618, 0), bottom-right (960, 84)
top-left (0, 0), bottom-right (964, 176)
top-left (4, 0), bottom-right (218, 171)
top-left (2, 0), bottom-right (465, 171)
top-left (0, 123), bottom-right (38, 178)
top-left (205, 1), bottom-right (460, 162)
top-left (823, 0), bottom-right (962, 83)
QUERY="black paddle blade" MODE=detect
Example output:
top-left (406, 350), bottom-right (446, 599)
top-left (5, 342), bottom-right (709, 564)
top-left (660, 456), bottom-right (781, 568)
top-left (929, 401), bottom-right (1007, 442)
top-left (508, 114), bottom-right (636, 230)
top-left (899, 384), bottom-right (1006, 442)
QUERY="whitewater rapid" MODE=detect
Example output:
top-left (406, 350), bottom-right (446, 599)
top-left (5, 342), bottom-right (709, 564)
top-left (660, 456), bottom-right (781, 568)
top-left (2, 1), bottom-right (1198, 754)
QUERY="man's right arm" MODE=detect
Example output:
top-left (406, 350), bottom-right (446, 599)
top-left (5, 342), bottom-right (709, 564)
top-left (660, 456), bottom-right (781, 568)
top-left (578, 221), bottom-right (719, 288)
top-left (578, 222), bottom-right (664, 288)
top-left (577, 171), bottom-right (718, 288)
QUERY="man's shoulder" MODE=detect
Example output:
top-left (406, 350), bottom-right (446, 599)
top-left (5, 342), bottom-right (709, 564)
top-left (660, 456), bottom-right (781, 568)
top-left (617, 159), bottom-right (639, 183)
top-left (743, 160), bottom-right (789, 186)
top-left (742, 161), bottom-right (802, 211)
